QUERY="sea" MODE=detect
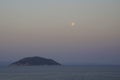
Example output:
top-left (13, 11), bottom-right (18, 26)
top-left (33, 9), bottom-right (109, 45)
top-left (0, 65), bottom-right (120, 80)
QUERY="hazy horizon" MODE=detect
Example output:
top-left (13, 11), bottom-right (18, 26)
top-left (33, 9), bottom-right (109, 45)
top-left (0, 0), bottom-right (120, 65)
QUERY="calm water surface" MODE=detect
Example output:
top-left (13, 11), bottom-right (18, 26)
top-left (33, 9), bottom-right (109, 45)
top-left (0, 65), bottom-right (120, 80)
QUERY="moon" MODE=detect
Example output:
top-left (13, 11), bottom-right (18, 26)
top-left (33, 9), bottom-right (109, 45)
top-left (71, 22), bottom-right (76, 26)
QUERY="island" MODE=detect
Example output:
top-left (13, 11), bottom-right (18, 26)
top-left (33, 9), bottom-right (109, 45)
top-left (10, 56), bottom-right (61, 66)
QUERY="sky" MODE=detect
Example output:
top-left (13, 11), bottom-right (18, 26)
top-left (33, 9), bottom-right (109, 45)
top-left (0, 0), bottom-right (120, 65)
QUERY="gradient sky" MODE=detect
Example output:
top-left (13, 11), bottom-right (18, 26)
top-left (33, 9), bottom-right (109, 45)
top-left (0, 0), bottom-right (120, 65)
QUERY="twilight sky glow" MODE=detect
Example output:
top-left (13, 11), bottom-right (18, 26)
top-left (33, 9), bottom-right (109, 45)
top-left (0, 0), bottom-right (120, 65)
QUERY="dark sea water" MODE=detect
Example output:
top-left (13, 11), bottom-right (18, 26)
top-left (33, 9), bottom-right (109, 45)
top-left (0, 65), bottom-right (120, 80)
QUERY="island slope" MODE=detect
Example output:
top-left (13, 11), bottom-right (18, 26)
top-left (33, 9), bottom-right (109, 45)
top-left (10, 56), bottom-right (61, 66)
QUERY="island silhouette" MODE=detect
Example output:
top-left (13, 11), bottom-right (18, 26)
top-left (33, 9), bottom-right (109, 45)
top-left (10, 56), bottom-right (61, 66)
